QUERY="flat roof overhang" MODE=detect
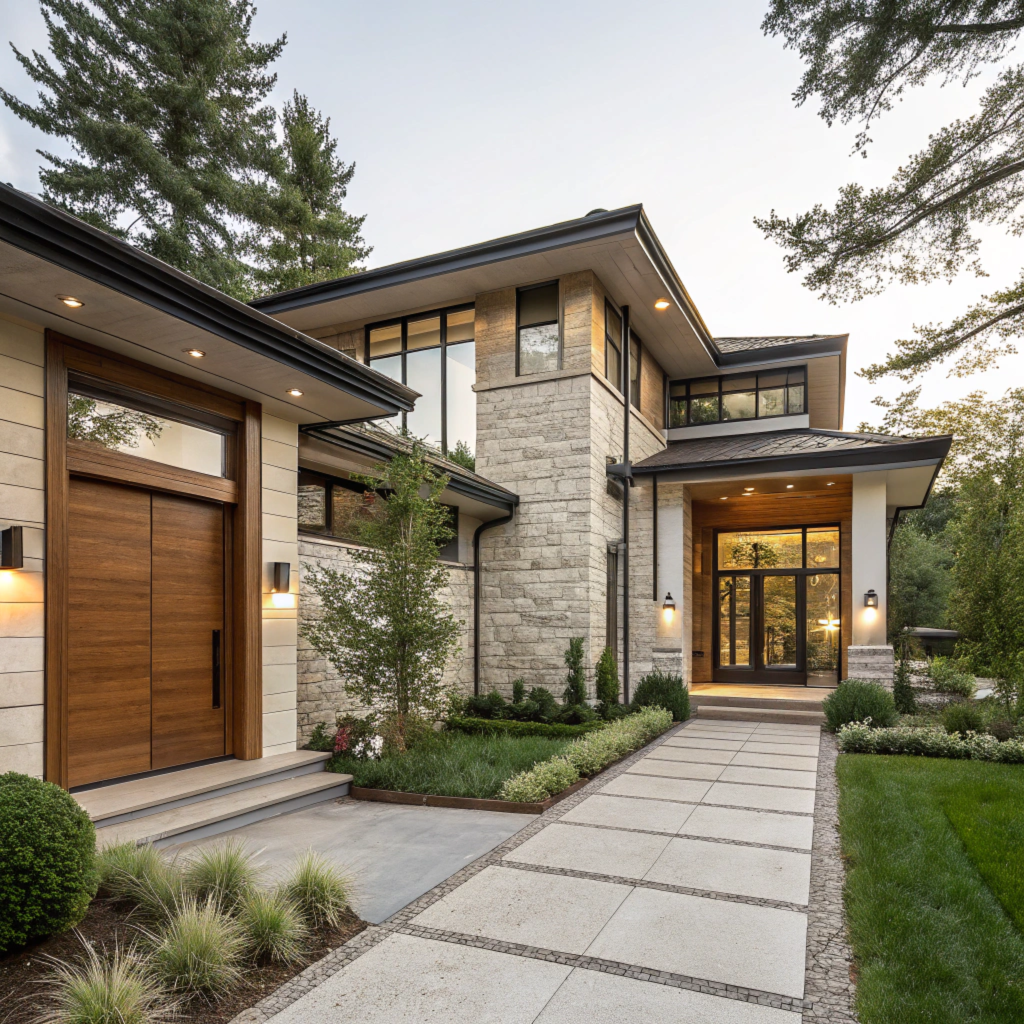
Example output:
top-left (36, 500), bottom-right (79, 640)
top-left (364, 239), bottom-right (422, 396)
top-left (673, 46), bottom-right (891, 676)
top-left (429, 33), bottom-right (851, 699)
top-left (0, 184), bottom-right (417, 424)
top-left (250, 206), bottom-right (727, 380)
top-left (299, 428), bottom-right (518, 521)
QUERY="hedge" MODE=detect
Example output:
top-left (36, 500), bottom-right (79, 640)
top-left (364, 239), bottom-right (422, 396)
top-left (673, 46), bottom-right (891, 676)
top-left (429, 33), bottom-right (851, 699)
top-left (498, 707), bottom-right (673, 802)
top-left (446, 716), bottom-right (604, 739)
top-left (837, 721), bottom-right (1024, 763)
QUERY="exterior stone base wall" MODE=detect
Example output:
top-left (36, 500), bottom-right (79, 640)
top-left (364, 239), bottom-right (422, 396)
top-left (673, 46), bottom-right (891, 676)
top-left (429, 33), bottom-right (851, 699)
top-left (846, 645), bottom-right (895, 689)
top-left (296, 535), bottom-right (474, 742)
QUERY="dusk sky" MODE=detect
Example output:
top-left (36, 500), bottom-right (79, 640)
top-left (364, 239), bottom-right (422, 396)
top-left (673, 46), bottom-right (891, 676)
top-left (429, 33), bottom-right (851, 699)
top-left (1, 0), bottom-right (1019, 429)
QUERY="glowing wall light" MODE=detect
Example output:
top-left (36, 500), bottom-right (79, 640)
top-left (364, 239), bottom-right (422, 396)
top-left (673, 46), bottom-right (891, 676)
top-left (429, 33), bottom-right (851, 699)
top-left (662, 592), bottom-right (676, 625)
top-left (270, 561), bottom-right (295, 608)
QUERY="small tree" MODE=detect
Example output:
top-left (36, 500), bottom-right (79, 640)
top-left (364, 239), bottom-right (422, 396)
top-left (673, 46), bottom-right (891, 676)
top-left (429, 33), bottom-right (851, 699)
top-left (563, 637), bottom-right (587, 706)
top-left (594, 646), bottom-right (619, 718)
top-left (301, 447), bottom-right (461, 748)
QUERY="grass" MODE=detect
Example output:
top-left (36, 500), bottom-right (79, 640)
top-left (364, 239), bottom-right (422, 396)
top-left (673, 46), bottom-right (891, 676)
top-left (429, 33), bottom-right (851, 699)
top-left (326, 730), bottom-right (572, 798)
top-left (279, 850), bottom-right (352, 931)
top-left (837, 754), bottom-right (1024, 1024)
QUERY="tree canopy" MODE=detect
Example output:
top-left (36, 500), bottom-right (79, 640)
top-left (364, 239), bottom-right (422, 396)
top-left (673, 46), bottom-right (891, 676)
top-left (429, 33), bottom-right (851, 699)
top-left (759, 2), bottom-right (1024, 381)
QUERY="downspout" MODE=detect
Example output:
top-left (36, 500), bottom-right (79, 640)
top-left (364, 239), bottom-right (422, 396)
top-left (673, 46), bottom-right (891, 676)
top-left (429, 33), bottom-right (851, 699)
top-left (473, 512), bottom-right (514, 696)
top-left (621, 304), bottom-right (631, 703)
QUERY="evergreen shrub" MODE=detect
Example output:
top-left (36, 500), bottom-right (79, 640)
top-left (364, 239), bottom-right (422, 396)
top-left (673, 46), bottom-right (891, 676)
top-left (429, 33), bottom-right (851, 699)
top-left (822, 680), bottom-right (898, 731)
top-left (631, 670), bottom-right (690, 721)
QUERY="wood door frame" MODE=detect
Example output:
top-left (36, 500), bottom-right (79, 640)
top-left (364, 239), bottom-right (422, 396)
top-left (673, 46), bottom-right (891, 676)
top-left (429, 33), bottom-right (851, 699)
top-left (45, 332), bottom-right (263, 788)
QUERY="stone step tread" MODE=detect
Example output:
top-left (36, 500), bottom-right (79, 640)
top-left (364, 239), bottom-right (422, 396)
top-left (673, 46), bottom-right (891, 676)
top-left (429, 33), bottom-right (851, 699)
top-left (77, 751), bottom-right (331, 823)
top-left (691, 695), bottom-right (827, 711)
top-left (94, 772), bottom-right (351, 849)
top-left (697, 706), bottom-right (825, 725)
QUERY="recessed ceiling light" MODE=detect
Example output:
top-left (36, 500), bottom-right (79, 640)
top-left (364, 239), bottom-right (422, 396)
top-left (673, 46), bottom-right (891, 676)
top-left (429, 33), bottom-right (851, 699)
top-left (826, 481), bottom-right (835, 486)
top-left (743, 486), bottom-right (755, 492)
top-left (185, 348), bottom-right (205, 358)
top-left (57, 295), bottom-right (83, 308)
top-left (654, 298), bottom-right (671, 310)
top-left (720, 496), bottom-right (728, 500)
top-left (286, 388), bottom-right (304, 397)
top-left (786, 484), bottom-right (794, 489)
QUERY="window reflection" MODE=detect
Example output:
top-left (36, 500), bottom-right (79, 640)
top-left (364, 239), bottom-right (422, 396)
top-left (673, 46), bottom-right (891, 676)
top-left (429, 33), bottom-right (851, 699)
top-left (718, 530), bottom-right (803, 570)
top-left (519, 283), bottom-right (560, 375)
top-left (406, 347), bottom-right (442, 447)
top-left (447, 341), bottom-right (476, 454)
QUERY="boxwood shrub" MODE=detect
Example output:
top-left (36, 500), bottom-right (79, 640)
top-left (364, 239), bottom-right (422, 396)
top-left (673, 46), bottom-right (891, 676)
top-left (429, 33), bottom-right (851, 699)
top-left (0, 772), bottom-right (98, 952)
top-left (631, 670), bottom-right (690, 722)
top-left (822, 679), bottom-right (898, 731)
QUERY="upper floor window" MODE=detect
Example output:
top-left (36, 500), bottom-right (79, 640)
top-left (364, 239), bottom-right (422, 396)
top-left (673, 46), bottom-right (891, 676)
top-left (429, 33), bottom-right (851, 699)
top-left (605, 302), bottom-right (642, 406)
top-left (669, 366), bottom-right (806, 428)
top-left (366, 306), bottom-right (475, 457)
top-left (517, 282), bottom-right (560, 374)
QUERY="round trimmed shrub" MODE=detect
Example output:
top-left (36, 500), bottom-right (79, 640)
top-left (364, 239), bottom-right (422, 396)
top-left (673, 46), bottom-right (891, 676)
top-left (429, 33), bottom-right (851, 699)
top-left (631, 670), bottom-right (690, 721)
top-left (822, 680), bottom-right (898, 731)
top-left (942, 701), bottom-right (985, 736)
top-left (0, 772), bottom-right (98, 952)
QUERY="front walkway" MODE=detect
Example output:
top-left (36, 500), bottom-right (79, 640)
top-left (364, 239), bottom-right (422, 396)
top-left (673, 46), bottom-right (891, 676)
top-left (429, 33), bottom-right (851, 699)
top-left (234, 719), bottom-right (847, 1024)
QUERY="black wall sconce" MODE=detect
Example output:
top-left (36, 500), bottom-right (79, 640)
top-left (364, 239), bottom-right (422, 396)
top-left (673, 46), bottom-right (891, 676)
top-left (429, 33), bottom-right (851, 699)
top-left (864, 589), bottom-right (879, 608)
top-left (661, 591), bottom-right (676, 624)
top-left (269, 561), bottom-right (294, 607)
top-left (1, 526), bottom-right (23, 569)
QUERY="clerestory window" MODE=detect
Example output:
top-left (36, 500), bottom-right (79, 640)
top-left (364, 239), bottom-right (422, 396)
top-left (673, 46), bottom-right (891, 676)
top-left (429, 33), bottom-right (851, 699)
top-left (668, 367), bottom-right (806, 428)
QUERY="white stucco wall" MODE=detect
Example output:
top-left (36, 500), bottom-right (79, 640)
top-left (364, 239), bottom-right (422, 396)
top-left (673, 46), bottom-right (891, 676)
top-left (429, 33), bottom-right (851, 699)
top-left (260, 414), bottom-right (299, 755)
top-left (851, 471), bottom-right (888, 646)
top-left (0, 315), bottom-right (46, 777)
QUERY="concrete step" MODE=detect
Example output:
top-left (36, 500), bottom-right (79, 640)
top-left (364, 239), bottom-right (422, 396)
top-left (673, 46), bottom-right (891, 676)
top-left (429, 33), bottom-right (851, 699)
top-left (696, 705), bottom-right (825, 726)
top-left (95, 772), bottom-right (352, 850)
top-left (76, 750), bottom-right (331, 826)
top-left (691, 694), bottom-right (826, 712)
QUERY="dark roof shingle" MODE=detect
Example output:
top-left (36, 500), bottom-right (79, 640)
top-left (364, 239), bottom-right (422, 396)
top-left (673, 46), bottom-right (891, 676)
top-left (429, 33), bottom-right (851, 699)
top-left (712, 335), bottom-right (845, 354)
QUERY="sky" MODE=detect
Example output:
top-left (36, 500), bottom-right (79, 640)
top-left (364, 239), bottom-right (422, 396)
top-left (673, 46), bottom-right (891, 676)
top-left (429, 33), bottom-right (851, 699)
top-left (1, 0), bottom-right (1021, 430)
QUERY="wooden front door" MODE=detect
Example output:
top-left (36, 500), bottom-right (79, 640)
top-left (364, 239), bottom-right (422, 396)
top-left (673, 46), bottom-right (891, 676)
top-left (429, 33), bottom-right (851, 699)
top-left (67, 478), bottom-right (227, 787)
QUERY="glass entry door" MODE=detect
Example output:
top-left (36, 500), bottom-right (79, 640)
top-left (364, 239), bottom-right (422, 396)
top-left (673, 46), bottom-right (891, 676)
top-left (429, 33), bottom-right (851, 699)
top-left (714, 527), bottom-right (841, 685)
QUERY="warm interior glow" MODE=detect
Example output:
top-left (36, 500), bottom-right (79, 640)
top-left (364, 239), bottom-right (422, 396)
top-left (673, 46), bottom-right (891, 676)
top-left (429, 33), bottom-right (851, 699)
top-left (826, 481), bottom-right (835, 486)
top-left (863, 607), bottom-right (877, 623)
top-left (743, 486), bottom-right (755, 492)
top-left (271, 592), bottom-right (296, 608)
top-left (662, 605), bottom-right (675, 624)
top-left (186, 348), bottom-right (205, 358)
top-left (786, 484), bottom-right (794, 489)
top-left (286, 388), bottom-right (304, 397)
top-left (817, 617), bottom-right (840, 631)
top-left (720, 496), bottom-right (728, 500)
top-left (654, 298), bottom-right (671, 310)
top-left (58, 295), bottom-right (83, 308)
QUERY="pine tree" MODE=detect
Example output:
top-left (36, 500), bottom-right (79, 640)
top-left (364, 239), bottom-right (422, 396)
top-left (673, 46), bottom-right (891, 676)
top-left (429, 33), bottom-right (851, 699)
top-left (1, 0), bottom-right (285, 299)
top-left (563, 637), bottom-right (587, 706)
top-left (251, 91), bottom-right (369, 295)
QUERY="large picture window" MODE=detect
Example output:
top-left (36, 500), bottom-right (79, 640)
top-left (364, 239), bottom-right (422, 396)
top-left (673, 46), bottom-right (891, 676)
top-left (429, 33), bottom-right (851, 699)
top-left (669, 367), bottom-right (806, 428)
top-left (365, 306), bottom-right (475, 456)
top-left (517, 282), bottom-right (560, 375)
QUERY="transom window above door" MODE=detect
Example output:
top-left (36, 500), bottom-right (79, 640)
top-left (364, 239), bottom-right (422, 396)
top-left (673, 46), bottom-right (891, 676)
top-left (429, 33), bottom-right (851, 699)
top-left (717, 526), bottom-right (839, 571)
top-left (67, 375), bottom-right (231, 478)
top-left (366, 306), bottom-right (475, 456)
top-left (669, 366), bottom-right (806, 428)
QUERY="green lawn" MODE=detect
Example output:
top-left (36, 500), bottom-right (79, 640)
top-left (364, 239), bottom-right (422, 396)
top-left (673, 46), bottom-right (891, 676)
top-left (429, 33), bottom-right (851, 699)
top-left (326, 730), bottom-right (571, 798)
top-left (837, 755), bottom-right (1024, 1024)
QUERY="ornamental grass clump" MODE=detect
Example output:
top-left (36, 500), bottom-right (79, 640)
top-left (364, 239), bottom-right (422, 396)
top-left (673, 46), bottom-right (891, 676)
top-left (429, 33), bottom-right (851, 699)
top-left (837, 721), bottom-right (1024, 763)
top-left (147, 894), bottom-right (245, 1001)
top-left (237, 887), bottom-right (308, 965)
top-left (97, 842), bottom-right (183, 922)
top-left (280, 850), bottom-right (353, 930)
top-left (38, 939), bottom-right (174, 1024)
top-left (182, 838), bottom-right (259, 909)
top-left (499, 707), bottom-right (672, 802)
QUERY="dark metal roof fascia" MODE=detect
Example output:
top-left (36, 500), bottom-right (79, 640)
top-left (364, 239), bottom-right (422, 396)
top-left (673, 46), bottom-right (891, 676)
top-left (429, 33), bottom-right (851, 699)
top-left (715, 335), bottom-right (848, 367)
top-left (302, 427), bottom-right (519, 512)
top-left (632, 434), bottom-right (953, 478)
top-left (250, 206), bottom-right (646, 313)
top-left (0, 184), bottom-right (416, 415)
top-left (633, 208), bottom-right (718, 362)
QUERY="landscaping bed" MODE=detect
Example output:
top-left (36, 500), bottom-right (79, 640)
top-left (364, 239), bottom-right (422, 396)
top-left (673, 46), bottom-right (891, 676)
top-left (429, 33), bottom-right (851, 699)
top-left (0, 893), bottom-right (364, 1024)
top-left (837, 754), bottom-right (1024, 1024)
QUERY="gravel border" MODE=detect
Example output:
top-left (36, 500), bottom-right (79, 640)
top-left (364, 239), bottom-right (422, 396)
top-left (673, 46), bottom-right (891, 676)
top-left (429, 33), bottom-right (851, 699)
top-left (802, 730), bottom-right (858, 1023)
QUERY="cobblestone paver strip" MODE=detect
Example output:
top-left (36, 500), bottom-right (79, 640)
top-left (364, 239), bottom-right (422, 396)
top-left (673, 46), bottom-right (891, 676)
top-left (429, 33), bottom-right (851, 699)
top-left (232, 717), bottom-right (844, 1024)
top-left (802, 730), bottom-right (859, 1023)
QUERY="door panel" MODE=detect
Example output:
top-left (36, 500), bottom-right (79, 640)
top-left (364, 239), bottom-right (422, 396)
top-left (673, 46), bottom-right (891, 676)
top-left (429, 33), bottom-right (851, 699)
top-left (151, 493), bottom-right (226, 769)
top-left (67, 479), bottom-right (152, 787)
top-left (762, 576), bottom-right (798, 668)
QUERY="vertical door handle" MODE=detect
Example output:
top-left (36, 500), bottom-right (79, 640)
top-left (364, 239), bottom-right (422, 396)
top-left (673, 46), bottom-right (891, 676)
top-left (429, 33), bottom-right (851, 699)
top-left (212, 629), bottom-right (222, 708)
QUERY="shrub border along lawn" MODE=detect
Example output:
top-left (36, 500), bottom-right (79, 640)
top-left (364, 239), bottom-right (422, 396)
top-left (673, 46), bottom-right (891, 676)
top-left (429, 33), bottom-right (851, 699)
top-left (837, 721), bottom-right (1024, 762)
top-left (446, 716), bottom-right (603, 739)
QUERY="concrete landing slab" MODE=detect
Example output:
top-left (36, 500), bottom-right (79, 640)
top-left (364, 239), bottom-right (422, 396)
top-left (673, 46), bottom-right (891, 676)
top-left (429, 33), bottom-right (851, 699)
top-left (704, 781), bottom-right (816, 814)
top-left (506, 822), bottom-right (670, 880)
top-left (561, 793), bottom-right (696, 834)
top-left (679, 804), bottom-right (815, 851)
top-left (719, 766), bottom-right (818, 790)
top-left (600, 774), bottom-right (711, 804)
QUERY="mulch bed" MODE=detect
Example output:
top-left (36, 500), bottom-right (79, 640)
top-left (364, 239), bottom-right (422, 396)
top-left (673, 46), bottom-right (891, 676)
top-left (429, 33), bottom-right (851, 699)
top-left (0, 893), bottom-right (366, 1024)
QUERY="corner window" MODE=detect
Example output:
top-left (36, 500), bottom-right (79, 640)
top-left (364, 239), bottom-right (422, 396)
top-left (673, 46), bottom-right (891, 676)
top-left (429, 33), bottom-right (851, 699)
top-left (605, 302), bottom-right (642, 407)
top-left (629, 334), bottom-right (641, 407)
top-left (669, 366), bottom-right (806, 428)
top-left (517, 282), bottom-right (560, 375)
top-left (365, 306), bottom-right (475, 458)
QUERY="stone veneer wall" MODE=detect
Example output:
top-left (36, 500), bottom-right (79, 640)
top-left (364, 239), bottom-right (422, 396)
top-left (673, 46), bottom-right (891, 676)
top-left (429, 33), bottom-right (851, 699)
top-left (0, 315), bottom-right (46, 777)
top-left (296, 535), bottom-right (474, 741)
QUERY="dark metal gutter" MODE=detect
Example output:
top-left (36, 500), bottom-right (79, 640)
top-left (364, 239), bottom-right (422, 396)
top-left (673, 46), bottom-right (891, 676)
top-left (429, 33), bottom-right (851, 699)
top-left (0, 183), bottom-right (416, 416)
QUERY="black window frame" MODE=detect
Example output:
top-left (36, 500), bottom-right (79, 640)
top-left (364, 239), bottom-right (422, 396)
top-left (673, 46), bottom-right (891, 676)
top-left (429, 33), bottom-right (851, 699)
top-left (516, 280), bottom-right (561, 376)
top-left (364, 303), bottom-right (475, 455)
top-left (298, 467), bottom-right (461, 561)
top-left (604, 300), bottom-right (643, 407)
top-left (667, 365), bottom-right (807, 428)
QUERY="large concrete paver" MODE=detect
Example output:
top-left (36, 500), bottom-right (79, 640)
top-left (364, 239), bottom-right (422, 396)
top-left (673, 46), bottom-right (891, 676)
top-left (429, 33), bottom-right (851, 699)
top-left (253, 717), bottom-right (823, 1024)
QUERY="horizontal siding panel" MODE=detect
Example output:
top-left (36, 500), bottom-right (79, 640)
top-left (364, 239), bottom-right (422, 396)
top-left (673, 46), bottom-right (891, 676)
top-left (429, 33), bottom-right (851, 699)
top-left (0, 354), bottom-right (45, 397)
top-left (262, 617), bottom-right (297, 648)
top-left (0, 671), bottom-right (44, 708)
top-left (262, 438), bottom-right (297, 472)
top-left (0, 603), bottom-right (44, 638)
top-left (0, 703), bottom-right (44, 746)
top-left (263, 689), bottom-right (296, 714)
top-left (263, 643), bottom-right (297, 667)
top-left (0, 319), bottom-right (45, 365)
top-left (0, 386), bottom-right (44, 429)
top-left (262, 487), bottom-right (296, 519)
top-left (0, 637), bottom-right (43, 673)
top-left (0, 741), bottom-right (43, 776)
top-left (0, 450), bottom-right (45, 490)
top-left (0, 420), bottom-right (44, 461)
top-left (261, 415), bottom-right (298, 447)
top-left (262, 662), bottom-right (297, 696)
top-left (261, 708), bottom-right (297, 747)
top-left (262, 512), bottom-right (298, 545)
top-left (262, 463), bottom-right (297, 495)
top-left (0, 482), bottom-right (44, 524)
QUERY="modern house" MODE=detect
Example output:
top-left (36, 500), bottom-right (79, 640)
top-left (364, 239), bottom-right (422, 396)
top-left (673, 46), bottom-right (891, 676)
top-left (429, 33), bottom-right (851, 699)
top-left (0, 187), bottom-right (949, 842)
